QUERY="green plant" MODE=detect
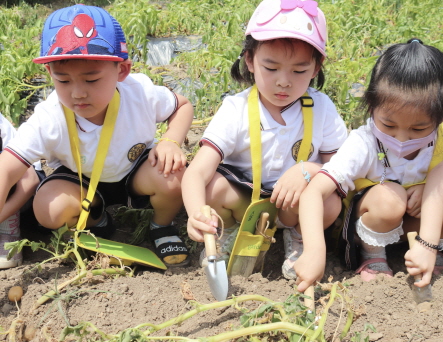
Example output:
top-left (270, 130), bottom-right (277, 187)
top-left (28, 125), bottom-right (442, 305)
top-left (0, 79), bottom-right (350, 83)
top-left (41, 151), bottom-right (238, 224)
top-left (34, 281), bottom-right (352, 342)
top-left (4, 225), bottom-right (128, 312)
top-left (114, 206), bottom-right (154, 245)
top-left (350, 323), bottom-right (376, 342)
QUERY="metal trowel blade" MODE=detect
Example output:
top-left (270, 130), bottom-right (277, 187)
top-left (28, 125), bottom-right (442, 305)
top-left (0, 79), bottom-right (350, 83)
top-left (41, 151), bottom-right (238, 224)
top-left (412, 282), bottom-right (433, 304)
top-left (204, 257), bottom-right (228, 301)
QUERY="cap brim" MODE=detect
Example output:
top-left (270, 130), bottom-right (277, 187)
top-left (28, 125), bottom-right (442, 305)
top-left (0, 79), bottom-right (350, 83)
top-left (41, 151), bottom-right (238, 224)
top-left (250, 31), bottom-right (326, 57)
top-left (33, 54), bottom-right (125, 64)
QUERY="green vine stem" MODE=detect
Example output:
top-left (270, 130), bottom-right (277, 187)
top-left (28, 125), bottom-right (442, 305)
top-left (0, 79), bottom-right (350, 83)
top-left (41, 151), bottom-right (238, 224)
top-left (31, 268), bottom-right (127, 312)
top-left (61, 295), bottom-right (318, 342)
top-left (134, 295), bottom-right (288, 334)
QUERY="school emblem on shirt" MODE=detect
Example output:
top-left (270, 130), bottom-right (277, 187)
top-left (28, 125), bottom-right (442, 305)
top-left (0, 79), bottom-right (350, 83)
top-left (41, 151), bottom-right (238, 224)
top-left (127, 143), bottom-right (146, 162)
top-left (291, 140), bottom-right (314, 161)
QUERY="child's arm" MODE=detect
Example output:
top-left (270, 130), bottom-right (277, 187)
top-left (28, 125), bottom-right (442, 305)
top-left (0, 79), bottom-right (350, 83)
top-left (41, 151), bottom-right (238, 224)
top-left (404, 163), bottom-right (443, 287)
top-left (0, 167), bottom-right (39, 222)
top-left (0, 152), bottom-right (30, 218)
top-left (182, 145), bottom-right (220, 242)
top-left (296, 172), bottom-right (337, 292)
top-left (148, 93), bottom-right (194, 177)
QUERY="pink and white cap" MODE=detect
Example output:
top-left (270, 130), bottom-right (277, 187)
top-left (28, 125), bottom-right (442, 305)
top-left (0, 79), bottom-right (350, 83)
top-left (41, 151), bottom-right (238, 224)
top-left (245, 0), bottom-right (328, 56)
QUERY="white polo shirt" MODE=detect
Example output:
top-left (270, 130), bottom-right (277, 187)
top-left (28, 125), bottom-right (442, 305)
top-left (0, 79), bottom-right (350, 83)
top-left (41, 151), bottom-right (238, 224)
top-left (0, 114), bottom-right (17, 150)
top-left (1, 114), bottom-right (42, 171)
top-left (6, 73), bottom-right (177, 182)
top-left (202, 87), bottom-right (348, 189)
top-left (320, 119), bottom-right (435, 197)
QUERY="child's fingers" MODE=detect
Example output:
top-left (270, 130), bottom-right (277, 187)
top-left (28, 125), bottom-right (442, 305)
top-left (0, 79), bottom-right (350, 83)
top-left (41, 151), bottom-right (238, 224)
top-left (195, 211), bottom-right (218, 231)
top-left (270, 184), bottom-right (280, 204)
top-left (147, 149), bottom-right (158, 167)
top-left (162, 155), bottom-right (174, 177)
top-left (274, 188), bottom-right (288, 209)
top-left (170, 153), bottom-right (185, 172)
top-left (282, 190), bottom-right (296, 210)
top-left (187, 227), bottom-right (204, 242)
top-left (419, 270), bottom-right (433, 287)
top-left (290, 192), bottom-right (300, 209)
top-left (296, 279), bottom-right (314, 293)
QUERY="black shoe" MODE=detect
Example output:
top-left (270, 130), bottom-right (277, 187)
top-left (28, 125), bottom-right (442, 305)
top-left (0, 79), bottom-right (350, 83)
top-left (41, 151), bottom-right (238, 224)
top-left (89, 212), bottom-right (116, 239)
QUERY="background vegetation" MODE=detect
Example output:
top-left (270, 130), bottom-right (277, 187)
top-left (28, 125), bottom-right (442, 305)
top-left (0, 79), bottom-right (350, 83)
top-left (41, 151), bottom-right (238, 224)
top-left (0, 0), bottom-right (442, 128)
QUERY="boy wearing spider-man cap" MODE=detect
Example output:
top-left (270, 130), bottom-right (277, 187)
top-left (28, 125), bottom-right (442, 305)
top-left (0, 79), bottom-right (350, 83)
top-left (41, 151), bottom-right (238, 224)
top-left (0, 5), bottom-right (194, 267)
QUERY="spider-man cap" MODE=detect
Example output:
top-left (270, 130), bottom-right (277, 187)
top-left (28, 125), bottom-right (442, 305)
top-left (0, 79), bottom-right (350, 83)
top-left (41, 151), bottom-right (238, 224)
top-left (33, 4), bottom-right (128, 64)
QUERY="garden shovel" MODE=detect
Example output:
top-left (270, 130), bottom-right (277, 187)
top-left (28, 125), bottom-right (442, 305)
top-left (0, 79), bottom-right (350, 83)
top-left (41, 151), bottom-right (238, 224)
top-left (202, 205), bottom-right (229, 301)
top-left (407, 232), bottom-right (432, 303)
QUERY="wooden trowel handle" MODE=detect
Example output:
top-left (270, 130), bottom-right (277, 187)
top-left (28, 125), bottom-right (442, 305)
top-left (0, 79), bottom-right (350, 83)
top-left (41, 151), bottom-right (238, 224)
top-left (407, 232), bottom-right (421, 281)
top-left (407, 231), bottom-right (418, 249)
top-left (255, 212), bottom-right (269, 235)
top-left (304, 285), bottom-right (315, 312)
top-left (202, 205), bottom-right (217, 257)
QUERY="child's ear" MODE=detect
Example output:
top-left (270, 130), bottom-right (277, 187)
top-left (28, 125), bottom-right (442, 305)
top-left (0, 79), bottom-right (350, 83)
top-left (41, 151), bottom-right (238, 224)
top-left (244, 51), bottom-right (254, 73)
top-left (117, 59), bottom-right (132, 82)
top-left (44, 64), bottom-right (52, 75)
top-left (311, 56), bottom-right (325, 79)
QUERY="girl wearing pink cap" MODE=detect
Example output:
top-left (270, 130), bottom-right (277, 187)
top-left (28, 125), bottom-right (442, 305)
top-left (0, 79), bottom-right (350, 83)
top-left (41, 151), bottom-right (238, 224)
top-left (183, 0), bottom-right (347, 276)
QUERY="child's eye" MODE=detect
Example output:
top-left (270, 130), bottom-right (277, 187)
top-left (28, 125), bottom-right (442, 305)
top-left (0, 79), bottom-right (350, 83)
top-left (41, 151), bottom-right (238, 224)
top-left (294, 70), bottom-right (307, 74)
top-left (56, 79), bottom-right (69, 84)
top-left (264, 67), bottom-right (276, 71)
top-left (412, 128), bottom-right (426, 132)
top-left (382, 123), bottom-right (394, 129)
top-left (86, 79), bottom-right (99, 83)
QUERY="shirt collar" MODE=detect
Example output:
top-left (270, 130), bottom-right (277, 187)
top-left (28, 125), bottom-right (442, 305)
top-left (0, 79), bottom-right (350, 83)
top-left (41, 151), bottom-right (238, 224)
top-left (74, 114), bottom-right (101, 133)
top-left (259, 98), bottom-right (300, 130)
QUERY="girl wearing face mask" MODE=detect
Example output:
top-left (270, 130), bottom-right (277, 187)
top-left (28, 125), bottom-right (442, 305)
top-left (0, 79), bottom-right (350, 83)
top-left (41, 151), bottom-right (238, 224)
top-left (293, 38), bottom-right (443, 292)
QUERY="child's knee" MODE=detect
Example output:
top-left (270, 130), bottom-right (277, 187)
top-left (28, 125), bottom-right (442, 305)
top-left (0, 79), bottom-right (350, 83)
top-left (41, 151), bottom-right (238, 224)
top-left (363, 183), bottom-right (407, 220)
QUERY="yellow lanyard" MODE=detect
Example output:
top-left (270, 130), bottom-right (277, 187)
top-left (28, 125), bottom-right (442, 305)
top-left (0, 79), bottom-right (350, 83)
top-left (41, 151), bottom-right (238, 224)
top-left (63, 90), bottom-right (120, 231)
top-left (247, 85), bottom-right (314, 202)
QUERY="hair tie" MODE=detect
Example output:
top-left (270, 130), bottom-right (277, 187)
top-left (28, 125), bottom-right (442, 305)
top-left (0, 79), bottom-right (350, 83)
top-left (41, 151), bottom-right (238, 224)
top-left (410, 39), bottom-right (421, 44)
top-left (238, 49), bottom-right (245, 60)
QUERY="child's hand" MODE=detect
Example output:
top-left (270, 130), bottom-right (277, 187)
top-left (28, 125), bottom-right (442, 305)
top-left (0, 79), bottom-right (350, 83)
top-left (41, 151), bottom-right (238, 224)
top-left (406, 184), bottom-right (424, 218)
top-left (271, 162), bottom-right (319, 211)
top-left (294, 251), bottom-right (325, 292)
top-left (404, 243), bottom-right (436, 287)
top-left (148, 140), bottom-right (186, 177)
top-left (187, 208), bottom-right (218, 242)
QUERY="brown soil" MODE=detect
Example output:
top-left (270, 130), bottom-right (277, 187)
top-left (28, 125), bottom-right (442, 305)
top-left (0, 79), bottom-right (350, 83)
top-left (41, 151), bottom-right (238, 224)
top-left (1, 128), bottom-right (442, 342)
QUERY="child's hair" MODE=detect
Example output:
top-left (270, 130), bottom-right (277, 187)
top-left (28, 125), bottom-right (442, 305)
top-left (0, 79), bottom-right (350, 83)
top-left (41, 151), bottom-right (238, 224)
top-left (362, 38), bottom-right (443, 128)
top-left (231, 35), bottom-right (325, 89)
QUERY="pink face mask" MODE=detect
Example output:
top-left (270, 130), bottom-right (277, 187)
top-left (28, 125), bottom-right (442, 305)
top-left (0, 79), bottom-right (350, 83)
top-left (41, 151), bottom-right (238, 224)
top-left (370, 119), bottom-right (436, 159)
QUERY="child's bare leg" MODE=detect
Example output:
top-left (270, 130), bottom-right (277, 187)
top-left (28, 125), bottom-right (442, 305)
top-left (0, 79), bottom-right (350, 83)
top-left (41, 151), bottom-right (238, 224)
top-left (278, 190), bottom-right (342, 231)
top-left (130, 159), bottom-right (185, 225)
top-left (130, 160), bottom-right (188, 266)
top-left (33, 180), bottom-right (101, 229)
top-left (355, 182), bottom-right (407, 280)
top-left (198, 172), bottom-right (250, 266)
top-left (205, 172), bottom-right (250, 227)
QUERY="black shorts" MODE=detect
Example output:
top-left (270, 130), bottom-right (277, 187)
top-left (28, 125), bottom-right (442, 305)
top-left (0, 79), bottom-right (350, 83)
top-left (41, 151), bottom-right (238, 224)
top-left (216, 164), bottom-right (272, 199)
top-left (7, 165), bottom-right (46, 200)
top-left (36, 149), bottom-right (150, 219)
top-left (339, 186), bottom-right (372, 270)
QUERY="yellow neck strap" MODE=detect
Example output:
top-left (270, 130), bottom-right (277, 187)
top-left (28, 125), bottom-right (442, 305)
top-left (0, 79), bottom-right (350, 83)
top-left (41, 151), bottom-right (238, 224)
top-left (63, 90), bottom-right (120, 231)
top-left (247, 85), bottom-right (314, 202)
